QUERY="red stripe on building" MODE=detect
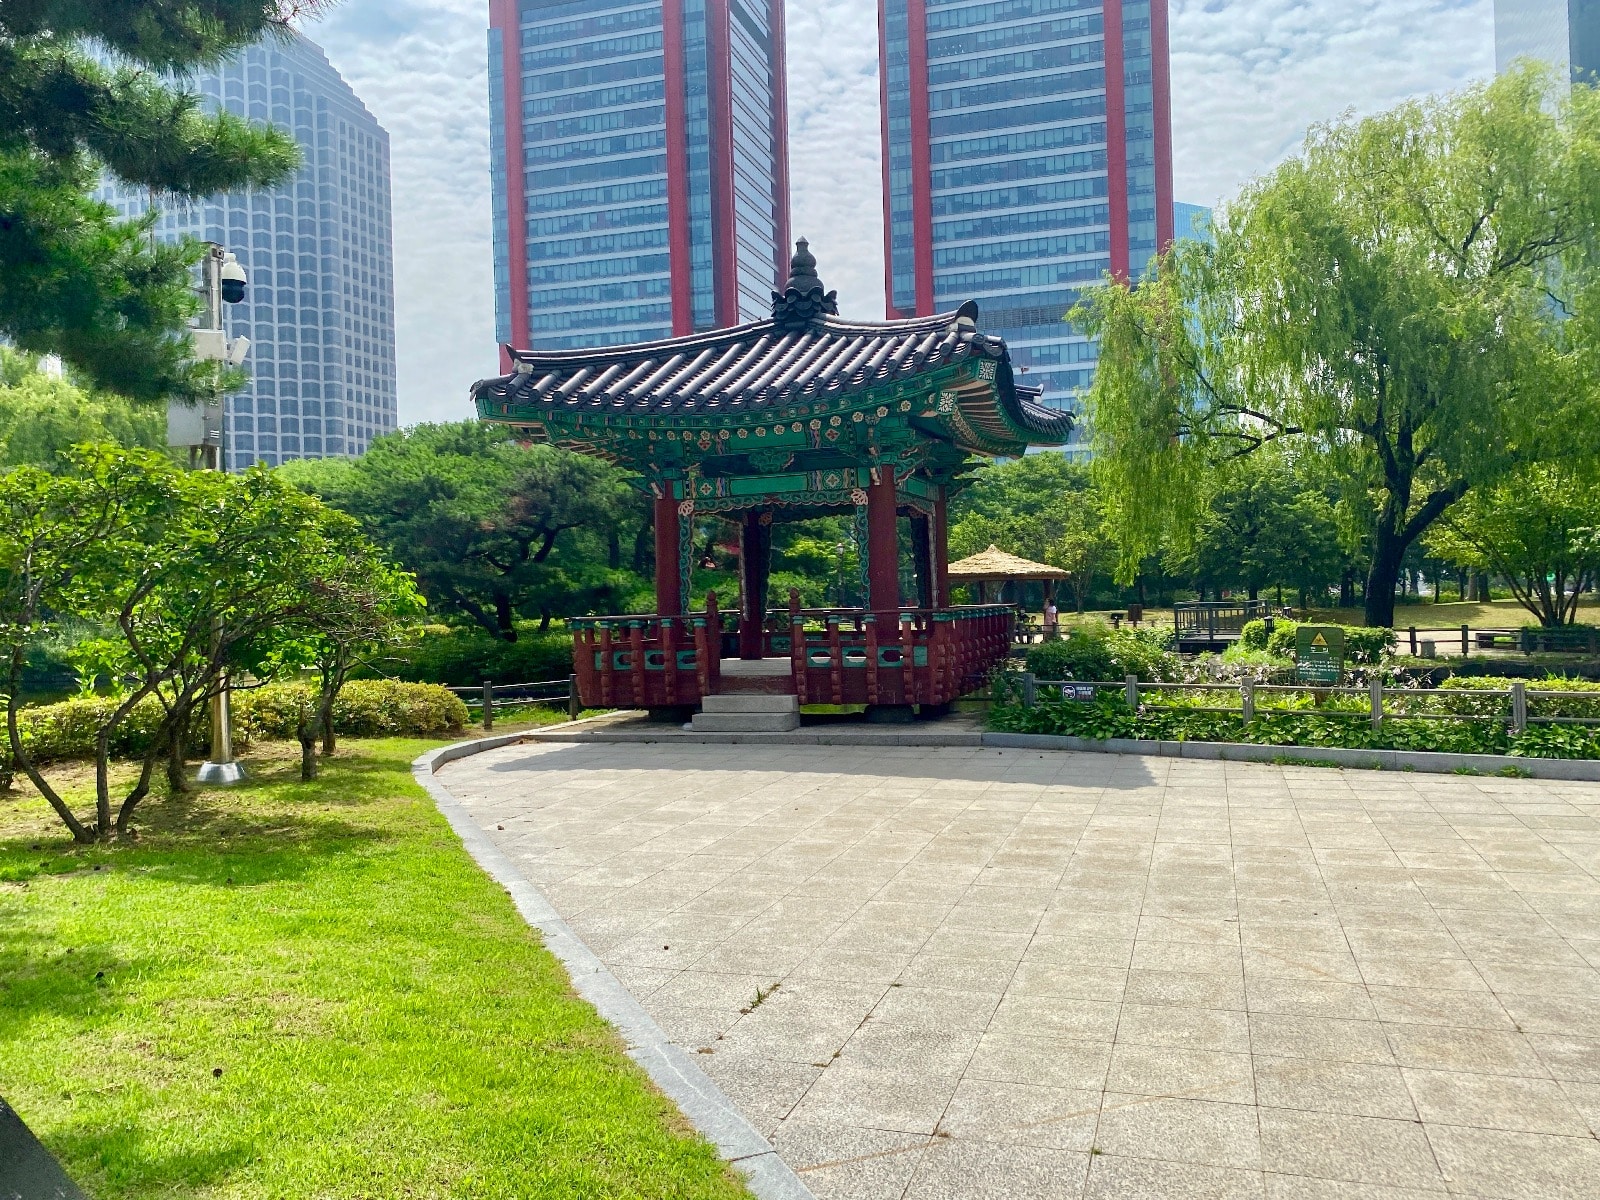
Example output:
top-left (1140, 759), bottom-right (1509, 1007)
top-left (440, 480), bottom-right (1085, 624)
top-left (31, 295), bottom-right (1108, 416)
top-left (768, 0), bottom-right (792, 289)
top-left (1103, 0), bottom-right (1130, 280)
top-left (876, 2), bottom-right (898, 318)
top-left (662, 0), bottom-right (695, 335)
top-left (490, 0), bottom-right (529, 366)
top-left (707, 0), bottom-right (740, 326)
top-left (906, 0), bottom-right (935, 315)
top-left (1151, 0), bottom-right (1175, 252)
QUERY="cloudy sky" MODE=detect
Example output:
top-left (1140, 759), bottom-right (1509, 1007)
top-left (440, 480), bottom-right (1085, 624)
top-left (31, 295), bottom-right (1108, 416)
top-left (305, 0), bottom-right (1496, 427)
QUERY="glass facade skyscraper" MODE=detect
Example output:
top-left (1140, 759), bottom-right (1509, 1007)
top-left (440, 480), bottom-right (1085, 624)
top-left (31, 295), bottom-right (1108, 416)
top-left (1496, 0), bottom-right (1600, 83)
top-left (488, 0), bottom-right (791, 359)
top-left (95, 33), bottom-right (397, 468)
top-left (879, 0), bottom-right (1174, 447)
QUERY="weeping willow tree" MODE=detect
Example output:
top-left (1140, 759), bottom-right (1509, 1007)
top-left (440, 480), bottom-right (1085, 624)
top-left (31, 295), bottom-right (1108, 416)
top-left (1076, 66), bottom-right (1600, 628)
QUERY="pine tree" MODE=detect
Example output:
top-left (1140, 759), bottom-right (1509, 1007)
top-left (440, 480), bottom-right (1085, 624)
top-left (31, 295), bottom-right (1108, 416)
top-left (0, 2), bottom-right (331, 401)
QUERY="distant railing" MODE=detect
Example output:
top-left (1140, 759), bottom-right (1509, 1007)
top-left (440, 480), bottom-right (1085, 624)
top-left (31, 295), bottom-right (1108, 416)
top-left (446, 677), bottom-right (579, 731)
top-left (1174, 601), bottom-right (1271, 639)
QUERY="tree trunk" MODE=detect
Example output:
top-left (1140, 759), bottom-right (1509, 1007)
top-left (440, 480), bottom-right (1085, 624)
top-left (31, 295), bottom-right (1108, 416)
top-left (608, 528), bottom-right (622, 570)
top-left (538, 607), bottom-right (552, 634)
top-left (494, 592), bottom-right (518, 642)
top-left (299, 727), bottom-right (318, 781)
top-left (1363, 528), bottom-right (1407, 630)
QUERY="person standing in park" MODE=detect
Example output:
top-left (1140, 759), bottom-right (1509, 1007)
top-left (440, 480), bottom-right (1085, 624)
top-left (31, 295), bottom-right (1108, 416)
top-left (1044, 598), bottom-right (1060, 640)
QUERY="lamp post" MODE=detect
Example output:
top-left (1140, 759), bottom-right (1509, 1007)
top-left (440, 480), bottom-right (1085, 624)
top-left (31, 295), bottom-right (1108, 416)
top-left (171, 243), bottom-right (250, 785)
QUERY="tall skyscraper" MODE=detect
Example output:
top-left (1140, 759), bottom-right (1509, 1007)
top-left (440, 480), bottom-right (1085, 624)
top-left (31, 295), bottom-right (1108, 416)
top-left (488, 0), bottom-right (792, 359)
top-left (879, 0), bottom-right (1174, 443)
top-left (96, 33), bottom-right (397, 468)
top-left (1496, 0), bottom-right (1600, 83)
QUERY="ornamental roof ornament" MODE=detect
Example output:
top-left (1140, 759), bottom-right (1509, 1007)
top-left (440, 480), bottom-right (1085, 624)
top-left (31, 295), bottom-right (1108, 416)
top-left (771, 238), bottom-right (839, 331)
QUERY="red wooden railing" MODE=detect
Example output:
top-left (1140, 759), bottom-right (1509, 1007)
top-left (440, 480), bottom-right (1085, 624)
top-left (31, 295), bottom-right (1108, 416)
top-left (570, 593), bottom-right (1015, 710)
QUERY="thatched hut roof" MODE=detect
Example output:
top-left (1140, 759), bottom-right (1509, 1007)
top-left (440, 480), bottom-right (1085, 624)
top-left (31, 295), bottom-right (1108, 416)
top-left (946, 545), bottom-right (1068, 582)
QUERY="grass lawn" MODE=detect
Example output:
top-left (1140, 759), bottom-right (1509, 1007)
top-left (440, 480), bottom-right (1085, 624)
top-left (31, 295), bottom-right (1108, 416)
top-left (0, 737), bottom-right (753, 1200)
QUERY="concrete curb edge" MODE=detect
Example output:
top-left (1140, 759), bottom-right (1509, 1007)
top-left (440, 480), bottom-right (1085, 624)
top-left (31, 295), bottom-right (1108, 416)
top-left (411, 735), bottom-right (815, 1200)
top-left (978, 732), bottom-right (1600, 780)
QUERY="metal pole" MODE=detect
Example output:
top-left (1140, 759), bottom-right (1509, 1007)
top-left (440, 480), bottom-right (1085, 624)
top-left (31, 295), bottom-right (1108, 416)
top-left (196, 244), bottom-right (243, 785)
top-left (1462, 625), bottom-right (1470, 658)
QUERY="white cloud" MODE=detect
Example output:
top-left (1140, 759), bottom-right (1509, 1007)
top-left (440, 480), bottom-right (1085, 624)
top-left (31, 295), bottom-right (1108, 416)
top-left (299, 0), bottom-right (1497, 426)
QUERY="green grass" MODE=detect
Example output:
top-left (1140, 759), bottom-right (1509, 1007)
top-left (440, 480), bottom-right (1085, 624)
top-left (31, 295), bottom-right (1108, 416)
top-left (0, 739), bottom-right (752, 1200)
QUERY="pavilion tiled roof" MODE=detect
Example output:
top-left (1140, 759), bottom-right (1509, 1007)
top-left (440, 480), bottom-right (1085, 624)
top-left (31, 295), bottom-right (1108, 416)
top-left (473, 304), bottom-right (1071, 443)
top-left (472, 240), bottom-right (1075, 458)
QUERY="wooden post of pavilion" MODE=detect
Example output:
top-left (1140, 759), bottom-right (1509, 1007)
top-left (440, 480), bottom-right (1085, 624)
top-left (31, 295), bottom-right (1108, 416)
top-left (653, 493), bottom-right (682, 615)
top-left (866, 471), bottom-right (901, 614)
top-left (738, 510), bottom-right (772, 660)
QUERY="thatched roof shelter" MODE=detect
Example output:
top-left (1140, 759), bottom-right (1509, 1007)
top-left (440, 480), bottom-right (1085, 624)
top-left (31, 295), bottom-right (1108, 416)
top-left (947, 545), bottom-right (1068, 584)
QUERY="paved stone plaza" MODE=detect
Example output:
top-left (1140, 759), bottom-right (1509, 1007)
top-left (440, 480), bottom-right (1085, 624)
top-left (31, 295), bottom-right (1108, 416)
top-left (437, 742), bottom-right (1600, 1200)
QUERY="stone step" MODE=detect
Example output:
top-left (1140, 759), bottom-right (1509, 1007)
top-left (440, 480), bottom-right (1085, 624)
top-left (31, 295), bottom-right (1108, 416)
top-left (702, 694), bottom-right (800, 714)
top-left (690, 712), bottom-right (802, 733)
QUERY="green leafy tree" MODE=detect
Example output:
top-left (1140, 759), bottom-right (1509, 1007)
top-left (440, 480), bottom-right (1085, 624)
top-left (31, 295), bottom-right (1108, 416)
top-left (282, 423), bottom-right (645, 641)
top-left (0, 347), bottom-right (165, 465)
top-left (258, 528), bottom-right (423, 779)
top-left (1, 1), bottom-right (313, 400)
top-left (0, 444), bottom-right (394, 840)
top-left (1077, 67), bottom-right (1600, 628)
top-left (1427, 465), bottom-right (1600, 627)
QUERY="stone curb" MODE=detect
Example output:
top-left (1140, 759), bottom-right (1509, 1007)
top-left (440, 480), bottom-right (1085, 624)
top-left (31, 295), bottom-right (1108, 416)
top-left (411, 735), bottom-right (815, 1200)
top-left (977, 732), bottom-right (1600, 780)
top-left (518, 715), bottom-right (1600, 781)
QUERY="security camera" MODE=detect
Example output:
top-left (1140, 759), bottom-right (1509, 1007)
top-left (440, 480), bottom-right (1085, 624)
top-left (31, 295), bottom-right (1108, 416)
top-left (226, 336), bottom-right (251, 367)
top-left (220, 253), bottom-right (247, 304)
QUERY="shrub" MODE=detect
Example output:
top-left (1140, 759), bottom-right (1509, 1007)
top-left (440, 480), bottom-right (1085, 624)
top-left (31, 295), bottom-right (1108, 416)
top-left (235, 681), bottom-right (468, 740)
top-left (9, 681), bottom-right (468, 766)
top-left (1266, 620), bottom-right (1394, 666)
top-left (1026, 625), bottom-right (1177, 683)
top-left (368, 625), bottom-right (574, 687)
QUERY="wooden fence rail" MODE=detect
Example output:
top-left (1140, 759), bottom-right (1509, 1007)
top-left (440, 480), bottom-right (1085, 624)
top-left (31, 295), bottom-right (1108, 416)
top-left (1002, 674), bottom-right (1600, 735)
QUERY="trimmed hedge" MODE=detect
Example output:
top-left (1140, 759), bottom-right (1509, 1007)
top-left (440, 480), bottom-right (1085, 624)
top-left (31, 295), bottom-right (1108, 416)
top-left (235, 680), bottom-right (469, 740)
top-left (7, 681), bottom-right (467, 765)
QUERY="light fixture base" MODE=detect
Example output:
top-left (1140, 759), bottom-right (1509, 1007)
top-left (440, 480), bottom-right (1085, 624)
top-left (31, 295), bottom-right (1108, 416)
top-left (196, 761), bottom-right (246, 785)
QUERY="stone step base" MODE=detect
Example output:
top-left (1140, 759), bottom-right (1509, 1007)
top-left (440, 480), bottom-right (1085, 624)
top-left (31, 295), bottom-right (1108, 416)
top-left (690, 712), bottom-right (802, 733)
top-left (702, 694), bottom-right (800, 714)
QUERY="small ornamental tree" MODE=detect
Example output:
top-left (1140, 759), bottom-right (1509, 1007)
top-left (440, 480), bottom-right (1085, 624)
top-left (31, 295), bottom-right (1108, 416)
top-left (1427, 465), bottom-right (1600, 627)
top-left (0, 445), bottom-right (404, 840)
top-left (259, 523), bottom-right (424, 780)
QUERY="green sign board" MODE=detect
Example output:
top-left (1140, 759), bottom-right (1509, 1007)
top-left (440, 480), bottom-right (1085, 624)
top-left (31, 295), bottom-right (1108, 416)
top-left (1296, 625), bottom-right (1345, 684)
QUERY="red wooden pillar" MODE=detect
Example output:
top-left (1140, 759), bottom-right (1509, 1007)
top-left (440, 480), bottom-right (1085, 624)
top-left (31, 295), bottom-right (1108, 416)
top-left (867, 472), bottom-right (900, 615)
top-left (654, 493), bottom-right (682, 616)
top-left (738, 510), bottom-right (772, 660)
top-left (933, 489), bottom-right (950, 609)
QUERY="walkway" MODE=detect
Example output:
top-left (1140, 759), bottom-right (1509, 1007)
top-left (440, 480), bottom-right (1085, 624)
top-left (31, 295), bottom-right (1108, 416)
top-left (437, 742), bottom-right (1600, 1200)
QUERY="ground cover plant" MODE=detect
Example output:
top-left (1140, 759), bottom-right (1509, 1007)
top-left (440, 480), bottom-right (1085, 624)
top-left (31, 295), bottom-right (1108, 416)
top-left (0, 737), bottom-right (753, 1200)
top-left (991, 676), bottom-right (1600, 759)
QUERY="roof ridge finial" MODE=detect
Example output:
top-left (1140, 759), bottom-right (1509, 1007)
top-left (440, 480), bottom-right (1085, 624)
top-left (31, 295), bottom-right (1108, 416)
top-left (772, 237), bottom-right (839, 331)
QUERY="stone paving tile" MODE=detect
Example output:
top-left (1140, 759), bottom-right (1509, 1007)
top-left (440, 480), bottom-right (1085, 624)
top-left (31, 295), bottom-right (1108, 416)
top-left (439, 742), bottom-right (1600, 1199)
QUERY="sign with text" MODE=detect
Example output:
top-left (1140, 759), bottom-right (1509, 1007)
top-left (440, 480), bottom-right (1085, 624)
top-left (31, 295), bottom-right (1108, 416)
top-left (1296, 625), bottom-right (1345, 684)
top-left (1059, 684), bottom-right (1097, 703)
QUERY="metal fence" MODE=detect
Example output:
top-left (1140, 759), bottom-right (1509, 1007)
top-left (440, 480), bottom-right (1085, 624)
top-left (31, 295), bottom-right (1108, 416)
top-left (1002, 673), bottom-right (1600, 734)
top-left (445, 677), bottom-right (580, 731)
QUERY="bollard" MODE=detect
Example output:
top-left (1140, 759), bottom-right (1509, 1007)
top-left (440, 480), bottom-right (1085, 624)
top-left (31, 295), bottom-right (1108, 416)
top-left (1021, 672), bottom-right (1038, 708)
top-left (1462, 625), bottom-right (1470, 658)
top-left (1241, 680), bottom-right (1255, 725)
top-left (568, 673), bottom-right (581, 721)
top-left (1125, 675), bottom-right (1140, 709)
top-left (1370, 678), bottom-right (1384, 731)
top-left (1511, 682), bottom-right (1528, 735)
top-left (1408, 626), bottom-right (1418, 656)
top-left (482, 679), bottom-right (494, 731)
